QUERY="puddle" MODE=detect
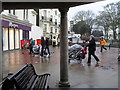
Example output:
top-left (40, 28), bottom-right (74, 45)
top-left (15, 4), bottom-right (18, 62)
top-left (69, 60), bottom-right (81, 64)
top-left (96, 65), bottom-right (115, 71)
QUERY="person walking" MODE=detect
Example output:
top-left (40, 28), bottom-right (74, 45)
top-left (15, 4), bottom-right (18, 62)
top-left (45, 37), bottom-right (50, 57)
top-left (41, 37), bottom-right (45, 57)
top-left (86, 35), bottom-right (100, 65)
top-left (100, 37), bottom-right (107, 52)
top-left (29, 38), bottom-right (34, 54)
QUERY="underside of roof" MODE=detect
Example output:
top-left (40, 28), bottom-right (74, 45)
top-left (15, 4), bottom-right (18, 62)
top-left (2, 0), bottom-right (104, 10)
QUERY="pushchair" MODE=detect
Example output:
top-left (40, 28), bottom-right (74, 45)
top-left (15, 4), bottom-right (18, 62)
top-left (68, 44), bottom-right (87, 63)
top-left (32, 45), bottom-right (42, 56)
top-left (32, 45), bottom-right (50, 57)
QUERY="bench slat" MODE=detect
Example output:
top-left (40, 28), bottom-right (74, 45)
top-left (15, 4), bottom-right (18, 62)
top-left (44, 74), bottom-right (50, 88)
top-left (30, 76), bottom-right (39, 90)
top-left (16, 67), bottom-right (34, 85)
top-left (40, 75), bottom-right (50, 88)
top-left (35, 75), bottom-right (45, 89)
top-left (27, 75), bottom-right (37, 89)
top-left (39, 76), bottom-right (45, 88)
top-left (20, 71), bottom-right (35, 88)
top-left (16, 67), bottom-right (34, 81)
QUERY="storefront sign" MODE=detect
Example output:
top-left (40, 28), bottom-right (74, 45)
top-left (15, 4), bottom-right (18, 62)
top-left (2, 20), bottom-right (31, 31)
top-left (9, 22), bottom-right (18, 28)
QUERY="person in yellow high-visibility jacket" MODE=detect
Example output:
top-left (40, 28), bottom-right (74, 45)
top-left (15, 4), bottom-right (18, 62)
top-left (100, 37), bottom-right (107, 52)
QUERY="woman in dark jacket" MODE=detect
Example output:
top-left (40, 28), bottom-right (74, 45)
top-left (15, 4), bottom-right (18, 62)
top-left (86, 35), bottom-right (99, 64)
top-left (45, 37), bottom-right (50, 56)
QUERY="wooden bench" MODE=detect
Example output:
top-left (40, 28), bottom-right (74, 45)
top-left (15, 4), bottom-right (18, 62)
top-left (1, 64), bottom-right (50, 90)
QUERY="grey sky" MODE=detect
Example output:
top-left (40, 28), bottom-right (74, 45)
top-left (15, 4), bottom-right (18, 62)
top-left (68, 0), bottom-right (120, 21)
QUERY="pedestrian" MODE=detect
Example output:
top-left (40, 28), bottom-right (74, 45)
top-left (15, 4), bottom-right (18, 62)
top-left (41, 37), bottom-right (45, 57)
top-left (100, 37), bottom-right (107, 52)
top-left (77, 37), bottom-right (80, 44)
top-left (108, 43), bottom-right (111, 49)
top-left (29, 38), bottom-right (34, 54)
top-left (86, 35), bottom-right (100, 65)
top-left (45, 37), bottom-right (50, 57)
top-left (23, 40), bottom-right (27, 49)
top-left (57, 37), bottom-right (60, 47)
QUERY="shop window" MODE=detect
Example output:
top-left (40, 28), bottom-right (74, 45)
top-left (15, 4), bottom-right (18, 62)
top-left (23, 30), bottom-right (29, 40)
top-left (15, 29), bottom-right (19, 49)
top-left (9, 28), bottom-right (15, 50)
top-left (2, 28), bottom-right (8, 51)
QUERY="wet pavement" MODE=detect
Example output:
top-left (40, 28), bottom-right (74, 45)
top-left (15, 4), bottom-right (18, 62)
top-left (2, 46), bottom-right (118, 88)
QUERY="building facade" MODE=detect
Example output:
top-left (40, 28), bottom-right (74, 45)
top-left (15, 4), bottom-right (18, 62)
top-left (1, 9), bottom-right (60, 51)
top-left (39, 9), bottom-right (60, 45)
top-left (1, 13), bottom-right (32, 51)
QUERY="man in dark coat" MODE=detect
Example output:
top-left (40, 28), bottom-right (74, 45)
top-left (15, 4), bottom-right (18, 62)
top-left (45, 37), bottom-right (50, 56)
top-left (86, 35), bottom-right (99, 64)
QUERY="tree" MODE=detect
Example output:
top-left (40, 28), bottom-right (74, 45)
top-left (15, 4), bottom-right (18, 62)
top-left (72, 21), bottom-right (91, 37)
top-left (95, 2), bottom-right (119, 40)
top-left (95, 11), bottom-right (110, 39)
top-left (73, 10), bottom-right (95, 35)
top-left (103, 3), bottom-right (119, 40)
top-left (116, 1), bottom-right (120, 35)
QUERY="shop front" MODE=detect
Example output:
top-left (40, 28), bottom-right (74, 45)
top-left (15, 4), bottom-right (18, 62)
top-left (2, 19), bottom-right (31, 51)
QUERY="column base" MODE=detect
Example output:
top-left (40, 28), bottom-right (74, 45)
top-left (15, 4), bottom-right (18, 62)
top-left (59, 81), bottom-right (70, 87)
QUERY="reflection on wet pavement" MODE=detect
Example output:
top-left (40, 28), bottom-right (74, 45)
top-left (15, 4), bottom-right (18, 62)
top-left (2, 47), bottom-right (118, 88)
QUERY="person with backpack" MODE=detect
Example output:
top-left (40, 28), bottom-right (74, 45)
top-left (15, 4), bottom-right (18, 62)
top-left (29, 38), bottom-right (34, 54)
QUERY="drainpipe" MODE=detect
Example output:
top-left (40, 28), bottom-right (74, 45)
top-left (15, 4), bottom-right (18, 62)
top-left (58, 7), bottom-right (70, 87)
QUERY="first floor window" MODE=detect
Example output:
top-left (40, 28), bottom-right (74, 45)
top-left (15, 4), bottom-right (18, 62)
top-left (23, 30), bottom-right (29, 40)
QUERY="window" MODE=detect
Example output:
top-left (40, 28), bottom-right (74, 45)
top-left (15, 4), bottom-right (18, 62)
top-left (23, 30), bottom-right (29, 40)
top-left (9, 10), bottom-right (15, 15)
top-left (26, 9), bottom-right (28, 19)
top-left (55, 10), bottom-right (57, 15)
top-left (9, 28), bottom-right (15, 50)
top-left (23, 9), bottom-right (28, 20)
top-left (43, 10), bottom-right (47, 20)
top-left (51, 27), bottom-right (53, 33)
top-left (23, 9), bottom-right (25, 19)
top-left (44, 24), bottom-right (47, 32)
top-left (15, 29), bottom-right (19, 49)
top-left (13, 9), bottom-right (15, 15)
top-left (50, 15), bottom-right (53, 22)
top-left (2, 28), bottom-right (8, 51)
top-left (55, 19), bottom-right (57, 25)
top-left (55, 29), bottom-right (57, 33)
top-left (34, 9), bottom-right (39, 26)
top-left (9, 10), bottom-right (11, 13)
